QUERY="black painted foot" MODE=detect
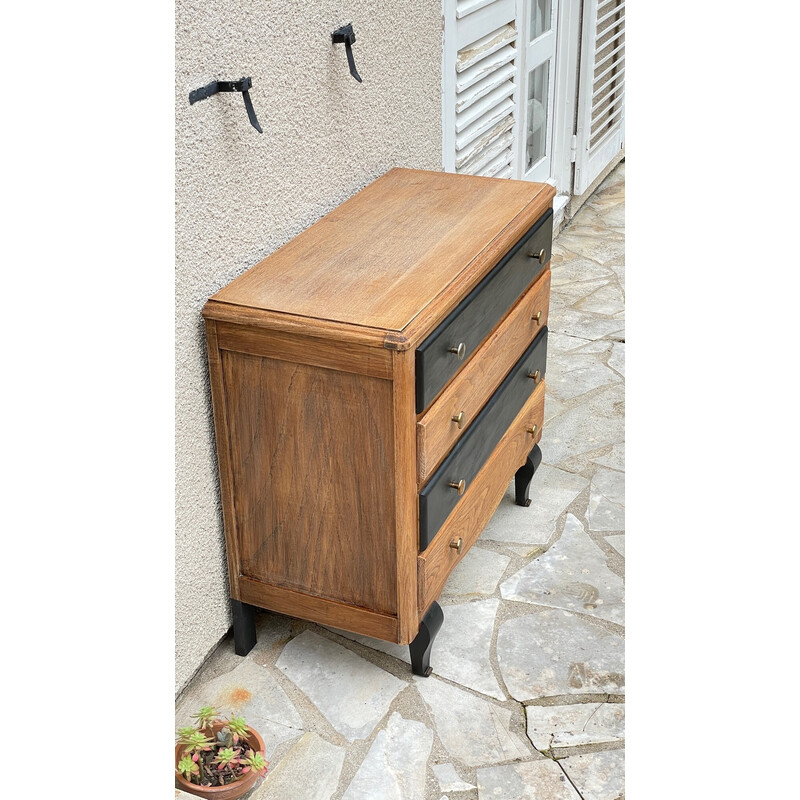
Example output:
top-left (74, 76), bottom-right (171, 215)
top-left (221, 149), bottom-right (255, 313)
top-left (515, 444), bottom-right (543, 507)
top-left (231, 600), bottom-right (257, 656)
top-left (409, 601), bottom-right (444, 677)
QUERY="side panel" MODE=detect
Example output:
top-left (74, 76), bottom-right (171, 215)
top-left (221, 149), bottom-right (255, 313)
top-left (221, 351), bottom-right (398, 616)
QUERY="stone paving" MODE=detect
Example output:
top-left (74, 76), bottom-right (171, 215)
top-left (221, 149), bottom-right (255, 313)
top-left (176, 161), bottom-right (625, 800)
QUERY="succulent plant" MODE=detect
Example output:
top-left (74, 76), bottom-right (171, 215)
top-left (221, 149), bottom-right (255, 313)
top-left (191, 705), bottom-right (221, 730)
top-left (241, 749), bottom-right (269, 777)
top-left (177, 728), bottom-right (215, 754)
top-left (177, 754), bottom-right (200, 781)
top-left (226, 715), bottom-right (250, 744)
top-left (213, 746), bottom-right (241, 770)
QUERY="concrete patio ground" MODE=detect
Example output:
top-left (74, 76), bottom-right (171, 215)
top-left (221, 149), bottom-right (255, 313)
top-left (176, 161), bottom-right (625, 800)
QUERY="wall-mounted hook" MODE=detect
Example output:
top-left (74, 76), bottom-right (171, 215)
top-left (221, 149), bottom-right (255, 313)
top-left (189, 77), bottom-right (263, 133)
top-left (332, 23), bottom-right (362, 83)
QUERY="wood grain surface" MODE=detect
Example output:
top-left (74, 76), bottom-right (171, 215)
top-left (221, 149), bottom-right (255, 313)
top-left (204, 318), bottom-right (243, 599)
top-left (216, 321), bottom-right (392, 379)
top-left (221, 351), bottom-right (398, 615)
top-left (391, 350), bottom-right (421, 644)
top-left (205, 169), bottom-right (554, 349)
top-left (417, 381), bottom-right (547, 613)
top-left (416, 269), bottom-right (551, 482)
top-left (238, 576), bottom-right (399, 642)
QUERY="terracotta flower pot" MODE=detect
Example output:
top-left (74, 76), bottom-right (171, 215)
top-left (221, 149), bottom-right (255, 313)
top-left (175, 721), bottom-right (266, 800)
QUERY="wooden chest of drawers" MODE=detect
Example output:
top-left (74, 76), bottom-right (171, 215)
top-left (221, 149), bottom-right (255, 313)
top-left (202, 168), bottom-right (555, 675)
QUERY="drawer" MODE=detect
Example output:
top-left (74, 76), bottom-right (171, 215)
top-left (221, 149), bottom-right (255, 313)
top-left (418, 327), bottom-right (548, 549)
top-left (414, 208), bottom-right (553, 413)
top-left (417, 380), bottom-right (546, 612)
top-left (416, 269), bottom-right (551, 483)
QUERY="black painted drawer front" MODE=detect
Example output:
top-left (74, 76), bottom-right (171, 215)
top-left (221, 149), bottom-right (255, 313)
top-left (415, 208), bottom-right (553, 414)
top-left (418, 327), bottom-right (548, 549)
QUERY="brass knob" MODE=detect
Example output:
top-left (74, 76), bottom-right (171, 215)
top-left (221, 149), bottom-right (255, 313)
top-left (448, 479), bottom-right (466, 496)
top-left (451, 411), bottom-right (465, 428)
top-left (528, 369), bottom-right (540, 382)
top-left (448, 342), bottom-right (467, 361)
top-left (449, 537), bottom-right (463, 553)
top-left (527, 425), bottom-right (538, 436)
top-left (532, 311), bottom-right (542, 324)
top-left (529, 248), bottom-right (547, 265)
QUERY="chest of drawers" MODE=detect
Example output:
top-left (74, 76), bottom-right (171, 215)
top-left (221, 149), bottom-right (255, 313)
top-left (202, 168), bottom-right (555, 676)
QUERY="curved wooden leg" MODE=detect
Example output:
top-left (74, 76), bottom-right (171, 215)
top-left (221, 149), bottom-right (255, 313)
top-left (409, 601), bottom-right (444, 677)
top-left (231, 600), bottom-right (257, 656)
top-left (515, 444), bottom-right (543, 507)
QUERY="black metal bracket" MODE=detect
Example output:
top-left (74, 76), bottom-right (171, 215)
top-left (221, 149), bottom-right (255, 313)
top-left (332, 23), bottom-right (362, 83)
top-left (188, 76), bottom-right (263, 133)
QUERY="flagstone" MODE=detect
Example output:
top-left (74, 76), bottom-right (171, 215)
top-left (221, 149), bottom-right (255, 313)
top-left (547, 332), bottom-right (613, 356)
top-left (549, 277), bottom-right (609, 305)
top-left (275, 631), bottom-right (405, 741)
top-left (253, 732), bottom-right (345, 800)
top-left (560, 750), bottom-right (625, 800)
top-left (555, 232), bottom-right (625, 266)
top-left (477, 760), bottom-right (580, 800)
top-left (550, 254), bottom-right (615, 286)
top-left (415, 677), bottom-right (530, 766)
top-left (607, 260), bottom-right (625, 286)
top-left (544, 392), bottom-right (567, 424)
top-left (175, 659), bottom-right (304, 761)
top-left (500, 514), bottom-right (624, 625)
top-left (606, 535), bottom-right (625, 557)
top-left (539, 385), bottom-right (624, 467)
top-left (441, 546), bottom-right (511, 599)
top-left (575, 283), bottom-right (625, 316)
top-left (432, 762), bottom-right (476, 792)
top-left (433, 599), bottom-right (504, 699)
top-left (548, 305), bottom-right (625, 342)
top-left (587, 469), bottom-right (625, 532)
top-left (333, 600), bottom-right (504, 700)
top-left (480, 466), bottom-right (588, 545)
top-left (607, 341), bottom-right (624, 377)
top-left (341, 712), bottom-right (433, 800)
top-left (496, 610), bottom-right (624, 700)
top-left (598, 202), bottom-right (625, 229)
top-left (547, 331), bottom-right (599, 354)
top-left (570, 339), bottom-right (614, 355)
top-left (546, 351), bottom-right (622, 402)
top-left (591, 443), bottom-right (625, 472)
top-left (526, 702), bottom-right (625, 749)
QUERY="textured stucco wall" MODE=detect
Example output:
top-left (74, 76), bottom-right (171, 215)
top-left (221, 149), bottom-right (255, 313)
top-left (175, 1), bottom-right (443, 695)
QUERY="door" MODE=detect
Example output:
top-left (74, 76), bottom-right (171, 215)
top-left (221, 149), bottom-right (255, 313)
top-left (517, 0), bottom-right (558, 182)
top-left (442, 0), bottom-right (520, 178)
top-left (573, 0), bottom-right (625, 194)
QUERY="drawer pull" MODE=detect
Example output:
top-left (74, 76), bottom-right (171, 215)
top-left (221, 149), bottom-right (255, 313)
top-left (529, 248), bottom-right (547, 265)
top-left (527, 369), bottom-right (541, 382)
top-left (448, 479), bottom-right (466, 495)
top-left (532, 311), bottom-right (542, 324)
top-left (448, 342), bottom-right (467, 361)
top-left (451, 411), bottom-right (465, 428)
top-left (449, 537), bottom-right (463, 554)
top-left (527, 425), bottom-right (538, 436)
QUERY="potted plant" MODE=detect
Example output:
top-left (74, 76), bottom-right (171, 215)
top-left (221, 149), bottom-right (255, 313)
top-left (175, 706), bottom-right (268, 799)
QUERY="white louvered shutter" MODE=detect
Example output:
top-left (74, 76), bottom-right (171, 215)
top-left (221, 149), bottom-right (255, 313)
top-left (573, 0), bottom-right (625, 195)
top-left (443, 0), bottom-right (519, 179)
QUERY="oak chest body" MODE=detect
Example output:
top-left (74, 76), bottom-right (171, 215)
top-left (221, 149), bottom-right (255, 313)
top-left (203, 168), bottom-right (555, 675)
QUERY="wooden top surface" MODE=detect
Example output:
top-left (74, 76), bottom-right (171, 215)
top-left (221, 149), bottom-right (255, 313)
top-left (205, 168), bottom-right (555, 349)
